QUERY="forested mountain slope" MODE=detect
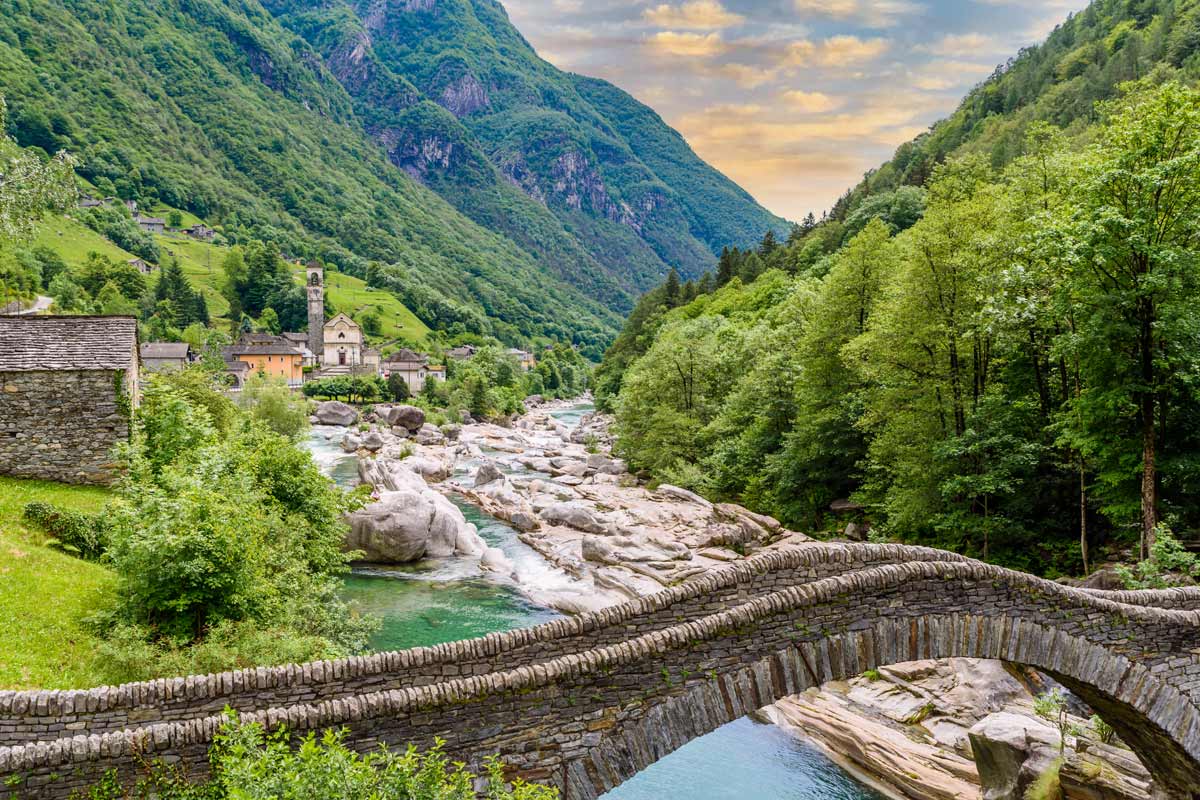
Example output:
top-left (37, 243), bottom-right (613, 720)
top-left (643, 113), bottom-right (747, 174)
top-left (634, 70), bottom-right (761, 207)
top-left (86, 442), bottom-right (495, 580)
top-left (262, 0), bottom-right (788, 297)
top-left (598, 0), bottom-right (1200, 578)
top-left (0, 0), bottom-right (785, 349)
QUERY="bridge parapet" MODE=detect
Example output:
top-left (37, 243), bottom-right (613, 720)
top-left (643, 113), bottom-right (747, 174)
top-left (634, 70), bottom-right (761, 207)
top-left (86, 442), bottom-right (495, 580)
top-left (2, 560), bottom-right (1198, 799)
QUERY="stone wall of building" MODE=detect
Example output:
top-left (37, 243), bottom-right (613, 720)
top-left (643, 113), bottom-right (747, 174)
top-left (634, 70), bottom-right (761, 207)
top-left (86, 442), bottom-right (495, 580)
top-left (0, 369), bottom-right (131, 485)
top-left (1, 557), bottom-right (1199, 799)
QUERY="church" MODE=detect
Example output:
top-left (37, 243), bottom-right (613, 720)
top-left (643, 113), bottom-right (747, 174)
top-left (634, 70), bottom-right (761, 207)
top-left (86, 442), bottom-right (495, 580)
top-left (305, 262), bottom-right (380, 375)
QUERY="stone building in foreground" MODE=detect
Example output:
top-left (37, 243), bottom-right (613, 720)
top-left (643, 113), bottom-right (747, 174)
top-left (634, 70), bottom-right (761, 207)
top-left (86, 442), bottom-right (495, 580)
top-left (0, 316), bottom-right (139, 485)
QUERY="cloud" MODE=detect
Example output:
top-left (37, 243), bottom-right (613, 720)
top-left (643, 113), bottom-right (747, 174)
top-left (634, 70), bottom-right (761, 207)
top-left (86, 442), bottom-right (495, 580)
top-left (792, 0), bottom-right (923, 28)
top-left (646, 31), bottom-right (729, 57)
top-left (781, 90), bottom-right (843, 112)
top-left (920, 32), bottom-right (1000, 57)
top-left (717, 63), bottom-right (779, 88)
top-left (643, 1), bottom-right (744, 30)
top-left (787, 35), bottom-right (890, 68)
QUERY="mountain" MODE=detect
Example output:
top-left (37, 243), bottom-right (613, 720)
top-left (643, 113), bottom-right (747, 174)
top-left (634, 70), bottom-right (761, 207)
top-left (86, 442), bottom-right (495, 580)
top-left (0, 0), bottom-right (786, 352)
top-left (262, 0), bottom-right (788, 298)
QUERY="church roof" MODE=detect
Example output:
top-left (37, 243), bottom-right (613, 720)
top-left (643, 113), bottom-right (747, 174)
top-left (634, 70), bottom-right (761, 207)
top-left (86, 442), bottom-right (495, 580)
top-left (0, 316), bottom-right (138, 372)
top-left (323, 312), bottom-right (358, 329)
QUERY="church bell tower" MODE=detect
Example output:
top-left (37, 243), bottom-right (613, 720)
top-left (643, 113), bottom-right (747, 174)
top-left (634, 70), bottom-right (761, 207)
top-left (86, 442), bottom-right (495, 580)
top-left (306, 261), bottom-right (324, 364)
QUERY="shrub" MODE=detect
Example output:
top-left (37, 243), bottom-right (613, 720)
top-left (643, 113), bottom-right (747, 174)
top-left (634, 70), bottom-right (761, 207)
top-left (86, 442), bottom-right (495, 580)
top-left (22, 501), bottom-right (107, 559)
top-left (77, 716), bottom-right (558, 800)
top-left (1117, 525), bottom-right (1200, 589)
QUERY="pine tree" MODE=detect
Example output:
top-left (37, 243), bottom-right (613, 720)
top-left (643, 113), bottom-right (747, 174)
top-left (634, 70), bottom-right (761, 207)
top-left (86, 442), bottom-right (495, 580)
top-left (697, 272), bottom-right (714, 294)
top-left (759, 229), bottom-right (779, 257)
top-left (716, 247), bottom-right (736, 287)
top-left (664, 267), bottom-right (681, 307)
top-left (681, 279), bottom-right (697, 303)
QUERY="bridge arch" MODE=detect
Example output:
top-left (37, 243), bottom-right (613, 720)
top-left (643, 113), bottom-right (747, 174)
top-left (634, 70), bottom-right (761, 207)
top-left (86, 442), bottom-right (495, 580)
top-left (2, 558), bottom-right (1199, 799)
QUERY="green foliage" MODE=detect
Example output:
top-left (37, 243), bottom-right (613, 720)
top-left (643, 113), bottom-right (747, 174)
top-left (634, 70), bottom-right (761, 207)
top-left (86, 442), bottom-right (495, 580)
top-left (21, 501), bottom-right (108, 560)
top-left (1116, 525), bottom-right (1200, 587)
top-left (302, 375), bottom-right (388, 403)
top-left (94, 370), bottom-right (375, 679)
top-left (240, 374), bottom-right (310, 439)
top-left (1033, 689), bottom-right (1071, 756)
top-left (1023, 758), bottom-right (1064, 800)
top-left (388, 371), bottom-right (411, 402)
top-left (1091, 714), bottom-right (1117, 744)
top-left (77, 717), bottom-right (557, 800)
top-left (603, 81), bottom-right (1200, 578)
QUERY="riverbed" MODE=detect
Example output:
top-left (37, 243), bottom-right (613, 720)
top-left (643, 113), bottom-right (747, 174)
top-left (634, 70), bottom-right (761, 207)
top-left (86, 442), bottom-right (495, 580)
top-left (304, 404), bottom-right (884, 800)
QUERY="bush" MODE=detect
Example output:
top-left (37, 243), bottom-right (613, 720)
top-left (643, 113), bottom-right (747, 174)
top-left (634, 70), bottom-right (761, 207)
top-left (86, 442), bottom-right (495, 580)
top-left (1117, 525), bottom-right (1200, 589)
top-left (77, 716), bottom-right (558, 800)
top-left (240, 375), bottom-right (309, 439)
top-left (22, 501), bottom-right (107, 559)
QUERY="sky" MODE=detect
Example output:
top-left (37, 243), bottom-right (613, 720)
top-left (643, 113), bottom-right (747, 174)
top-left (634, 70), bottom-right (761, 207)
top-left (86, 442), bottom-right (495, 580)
top-left (500, 0), bottom-right (1092, 221)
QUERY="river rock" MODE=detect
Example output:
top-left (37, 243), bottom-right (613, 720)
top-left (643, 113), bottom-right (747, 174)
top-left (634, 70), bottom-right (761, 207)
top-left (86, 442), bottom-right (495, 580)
top-left (360, 430), bottom-right (385, 452)
top-left (403, 455), bottom-right (452, 482)
top-left (541, 501), bottom-right (609, 534)
top-left (475, 461), bottom-right (505, 487)
top-left (378, 404), bottom-right (426, 432)
top-left (415, 423), bottom-right (444, 446)
top-left (480, 546), bottom-right (515, 576)
top-left (655, 484), bottom-right (712, 508)
top-left (968, 712), bottom-right (1062, 800)
top-left (346, 485), bottom-right (485, 562)
top-left (441, 424), bottom-right (462, 441)
top-left (314, 401), bottom-right (359, 426)
top-left (341, 433), bottom-right (361, 452)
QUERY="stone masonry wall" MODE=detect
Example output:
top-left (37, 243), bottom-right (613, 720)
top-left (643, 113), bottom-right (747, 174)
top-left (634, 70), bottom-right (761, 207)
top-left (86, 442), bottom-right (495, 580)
top-left (3, 543), bottom-right (1197, 747)
top-left (2, 561), bottom-right (1199, 799)
top-left (0, 369), bottom-right (130, 485)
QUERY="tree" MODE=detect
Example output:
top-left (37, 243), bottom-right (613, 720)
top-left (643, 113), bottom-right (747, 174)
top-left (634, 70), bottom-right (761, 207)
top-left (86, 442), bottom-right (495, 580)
top-left (168, 210), bottom-right (183, 228)
top-left (387, 372), bottom-right (411, 402)
top-left (663, 267), bottom-right (681, 308)
top-left (716, 247), bottom-right (736, 286)
top-left (241, 374), bottom-right (309, 439)
top-left (759, 229), bottom-right (779, 257)
top-left (258, 307), bottom-right (281, 335)
top-left (1056, 83), bottom-right (1200, 557)
top-left (360, 311), bottom-right (382, 337)
top-left (0, 97), bottom-right (77, 248)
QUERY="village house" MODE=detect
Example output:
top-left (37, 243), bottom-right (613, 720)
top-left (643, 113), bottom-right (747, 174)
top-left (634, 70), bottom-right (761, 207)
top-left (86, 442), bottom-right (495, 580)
top-left (322, 312), bottom-right (364, 368)
top-left (279, 332), bottom-right (318, 367)
top-left (127, 258), bottom-right (153, 275)
top-left (140, 342), bottom-right (193, 373)
top-left (77, 196), bottom-right (103, 209)
top-left (222, 334), bottom-right (304, 388)
top-left (0, 316), bottom-right (139, 485)
top-left (382, 348), bottom-right (443, 393)
top-left (507, 348), bottom-right (536, 371)
top-left (223, 358), bottom-right (251, 391)
top-left (184, 224), bottom-right (215, 242)
top-left (446, 344), bottom-right (477, 361)
top-left (134, 215), bottom-right (166, 234)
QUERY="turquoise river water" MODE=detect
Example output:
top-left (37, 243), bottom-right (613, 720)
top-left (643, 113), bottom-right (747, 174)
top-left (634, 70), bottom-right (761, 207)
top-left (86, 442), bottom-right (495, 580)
top-left (304, 406), bottom-right (884, 800)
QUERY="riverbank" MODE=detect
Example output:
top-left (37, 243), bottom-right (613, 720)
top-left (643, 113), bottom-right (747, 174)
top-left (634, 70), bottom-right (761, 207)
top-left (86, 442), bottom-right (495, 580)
top-left (331, 398), bottom-right (1152, 800)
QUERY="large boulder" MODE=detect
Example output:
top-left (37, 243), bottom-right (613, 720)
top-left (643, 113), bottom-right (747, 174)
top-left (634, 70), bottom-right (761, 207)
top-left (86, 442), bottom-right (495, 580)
top-left (360, 430), bottom-right (385, 452)
top-left (340, 433), bottom-right (362, 453)
top-left (314, 401), bottom-right (359, 426)
top-left (968, 712), bottom-right (1062, 800)
top-left (415, 423), bottom-right (444, 446)
top-left (346, 462), bottom-right (485, 562)
top-left (379, 404), bottom-right (426, 432)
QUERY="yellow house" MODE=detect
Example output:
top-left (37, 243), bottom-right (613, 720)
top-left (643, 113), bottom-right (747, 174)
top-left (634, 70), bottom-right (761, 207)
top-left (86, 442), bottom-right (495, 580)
top-left (223, 338), bottom-right (305, 388)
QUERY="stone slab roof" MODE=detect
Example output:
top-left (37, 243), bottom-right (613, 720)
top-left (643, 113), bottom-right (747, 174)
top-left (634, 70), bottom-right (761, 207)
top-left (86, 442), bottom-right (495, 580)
top-left (384, 348), bottom-right (426, 364)
top-left (0, 316), bottom-right (138, 372)
top-left (140, 342), bottom-right (190, 360)
top-left (223, 343), bottom-right (301, 357)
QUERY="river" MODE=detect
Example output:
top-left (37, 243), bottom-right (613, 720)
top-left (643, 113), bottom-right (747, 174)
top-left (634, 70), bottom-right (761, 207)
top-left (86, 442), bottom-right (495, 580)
top-left (303, 405), bottom-right (885, 800)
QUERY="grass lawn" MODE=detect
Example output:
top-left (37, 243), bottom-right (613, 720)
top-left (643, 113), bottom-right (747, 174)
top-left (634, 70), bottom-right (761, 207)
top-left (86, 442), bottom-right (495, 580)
top-left (33, 215), bottom-right (138, 268)
top-left (0, 477), bottom-right (114, 689)
top-left (289, 264), bottom-right (430, 344)
top-left (33, 213), bottom-right (430, 345)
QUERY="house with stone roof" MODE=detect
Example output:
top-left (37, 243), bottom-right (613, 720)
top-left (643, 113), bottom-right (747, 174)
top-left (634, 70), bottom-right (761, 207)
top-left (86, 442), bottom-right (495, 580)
top-left (140, 342), bottom-right (193, 373)
top-left (382, 348), bottom-right (442, 393)
top-left (0, 316), bottom-right (139, 485)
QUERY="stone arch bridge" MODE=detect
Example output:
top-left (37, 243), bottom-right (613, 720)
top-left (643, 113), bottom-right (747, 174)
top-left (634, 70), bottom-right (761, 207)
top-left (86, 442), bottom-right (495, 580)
top-left (2, 543), bottom-right (1200, 799)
